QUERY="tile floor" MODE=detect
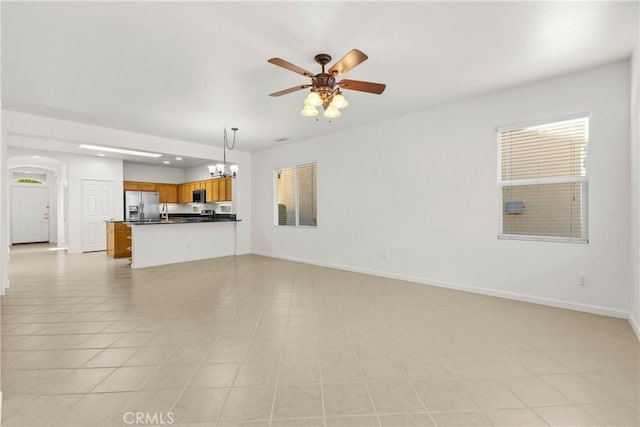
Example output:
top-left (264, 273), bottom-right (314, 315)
top-left (1, 243), bottom-right (639, 426)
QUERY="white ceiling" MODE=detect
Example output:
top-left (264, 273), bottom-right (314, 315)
top-left (2, 1), bottom-right (638, 153)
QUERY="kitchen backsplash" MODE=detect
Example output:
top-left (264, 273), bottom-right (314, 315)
top-left (164, 203), bottom-right (232, 214)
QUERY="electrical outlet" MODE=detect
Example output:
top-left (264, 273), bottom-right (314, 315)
top-left (579, 276), bottom-right (586, 287)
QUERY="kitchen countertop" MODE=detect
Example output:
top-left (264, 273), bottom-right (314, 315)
top-left (106, 216), bottom-right (240, 225)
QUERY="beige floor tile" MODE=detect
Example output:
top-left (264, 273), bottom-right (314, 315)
top-left (4, 248), bottom-right (639, 425)
top-left (540, 373), bottom-right (618, 403)
top-left (533, 405), bottom-right (602, 426)
top-left (172, 387), bottom-right (230, 424)
top-left (141, 364), bottom-right (199, 390)
top-left (321, 358), bottom-right (364, 383)
top-left (279, 358), bottom-right (321, 384)
top-left (367, 381), bottom-right (425, 414)
top-left (233, 361), bottom-right (279, 386)
top-left (326, 415), bottom-right (381, 426)
top-left (412, 379), bottom-right (476, 412)
top-left (398, 358), bottom-right (450, 381)
top-left (580, 401), bottom-right (640, 426)
top-left (51, 392), bottom-right (130, 426)
top-left (271, 417), bottom-right (325, 426)
top-left (323, 383), bottom-right (375, 417)
top-left (78, 333), bottom-right (126, 349)
top-left (503, 376), bottom-right (573, 407)
top-left (379, 413), bottom-right (434, 426)
top-left (1, 394), bottom-right (82, 426)
top-left (360, 358), bottom-right (407, 382)
top-left (0, 394), bottom-right (37, 421)
top-left (40, 368), bottom-right (113, 394)
top-left (206, 343), bottom-right (248, 363)
top-left (93, 366), bottom-right (157, 392)
top-left (191, 363), bottom-right (240, 387)
top-left (509, 351), bottom-right (572, 374)
top-left (459, 379), bottom-right (526, 409)
top-left (431, 411), bottom-right (492, 426)
top-left (319, 339), bottom-right (356, 358)
top-left (219, 386), bottom-right (275, 422)
top-left (84, 347), bottom-right (138, 367)
top-left (108, 388), bottom-right (181, 426)
top-left (123, 346), bottom-right (175, 366)
top-left (484, 408), bottom-right (548, 426)
top-left (244, 340), bottom-right (283, 361)
top-left (164, 345), bottom-right (211, 365)
top-left (273, 384), bottom-right (323, 419)
top-left (111, 332), bottom-right (157, 348)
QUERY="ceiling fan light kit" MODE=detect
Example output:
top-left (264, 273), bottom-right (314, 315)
top-left (268, 49), bottom-right (386, 119)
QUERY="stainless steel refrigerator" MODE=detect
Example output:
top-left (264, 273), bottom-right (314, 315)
top-left (124, 191), bottom-right (160, 221)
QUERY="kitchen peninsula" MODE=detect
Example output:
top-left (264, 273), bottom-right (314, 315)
top-left (128, 217), bottom-right (240, 268)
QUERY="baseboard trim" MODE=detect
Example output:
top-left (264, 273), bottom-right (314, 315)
top-left (629, 313), bottom-right (640, 341)
top-left (252, 251), bottom-right (629, 319)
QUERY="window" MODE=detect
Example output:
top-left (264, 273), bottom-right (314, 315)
top-left (498, 115), bottom-right (588, 243)
top-left (276, 162), bottom-right (317, 227)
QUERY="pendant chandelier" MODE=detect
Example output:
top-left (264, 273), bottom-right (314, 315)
top-left (209, 127), bottom-right (239, 178)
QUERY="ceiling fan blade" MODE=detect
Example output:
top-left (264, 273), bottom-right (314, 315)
top-left (268, 58), bottom-right (314, 77)
top-left (269, 84), bottom-right (311, 97)
top-left (328, 49), bottom-right (368, 76)
top-left (338, 79), bottom-right (386, 94)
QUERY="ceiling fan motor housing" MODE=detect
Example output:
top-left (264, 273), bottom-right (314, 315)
top-left (311, 74), bottom-right (337, 108)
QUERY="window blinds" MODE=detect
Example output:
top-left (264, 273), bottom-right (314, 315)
top-left (276, 162), bottom-right (317, 227)
top-left (499, 116), bottom-right (588, 242)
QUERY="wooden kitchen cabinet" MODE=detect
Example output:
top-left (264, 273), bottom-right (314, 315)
top-left (178, 182), bottom-right (195, 203)
top-left (218, 177), bottom-right (232, 201)
top-left (205, 179), bottom-right (218, 202)
top-left (123, 181), bottom-right (140, 191)
top-left (106, 222), bottom-right (131, 258)
top-left (139, 182), bottom-right (157, 192)
top-left (157, 184), bottom-right (178, 203)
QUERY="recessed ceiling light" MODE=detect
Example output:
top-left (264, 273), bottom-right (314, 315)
top-left (163, 161), bottom-right (170, 164)
top-left (33, 155), bottom-right (40, 158)
top-left (97, 153), bottom-right (105, 157)
top-left (175, 157), bottom-right (182, 160)
top-left (78, 144), bottom-right (162, 158)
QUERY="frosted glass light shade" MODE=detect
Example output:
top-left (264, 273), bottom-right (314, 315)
top-left (324, 106), bottom-right (341, 118)
top-left (208, 165), bottom-right (217, 175)
top-left (332, 93), bottom-right (349, 109)
top-left (229, 164), bottom-right (239, 176)
top-left (216, 164), bottom-right (225, 175)
top-left (301, 104), bottom-right (318, 117)
top-left (305, 91), bottom-right (323, 107)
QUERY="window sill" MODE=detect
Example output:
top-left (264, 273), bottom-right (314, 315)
top-left (498, 234), bottom-right (588, 244)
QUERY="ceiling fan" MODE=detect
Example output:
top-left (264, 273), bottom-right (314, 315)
top-left (268, 49), bottom-right (386, 118)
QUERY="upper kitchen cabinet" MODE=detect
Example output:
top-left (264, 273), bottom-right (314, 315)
top-left (205, 179), bottom-right (218, 203)
top-left (123, 181), bottom-right (140, 191)
top-left (218, 177), bottom-right (232, 201)
top-left (157, 184), bottom-right (178, 203)
top-left (124, 181), bottom-right (158, 192)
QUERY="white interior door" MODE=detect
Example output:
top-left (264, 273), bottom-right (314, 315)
top-left (83, 179), bottom-right (114, 252)
top-left (11, 186), bottom-right (49, 244)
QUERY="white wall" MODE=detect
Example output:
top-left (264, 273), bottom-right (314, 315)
top-left (630, 48), bottom-right (640, 338)
top-left (123, 162), bottom-right (185, 183)
top-left (252, 61), bottom-right (631, 318)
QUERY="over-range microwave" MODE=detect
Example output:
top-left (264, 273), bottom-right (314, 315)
top-left (192, 190), bottom-right (206, 203)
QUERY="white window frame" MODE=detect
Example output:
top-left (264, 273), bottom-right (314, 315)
top-left (497, 113), bottom-right (589, 244)
top-left (273, 160), bottom-right (317, 228)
